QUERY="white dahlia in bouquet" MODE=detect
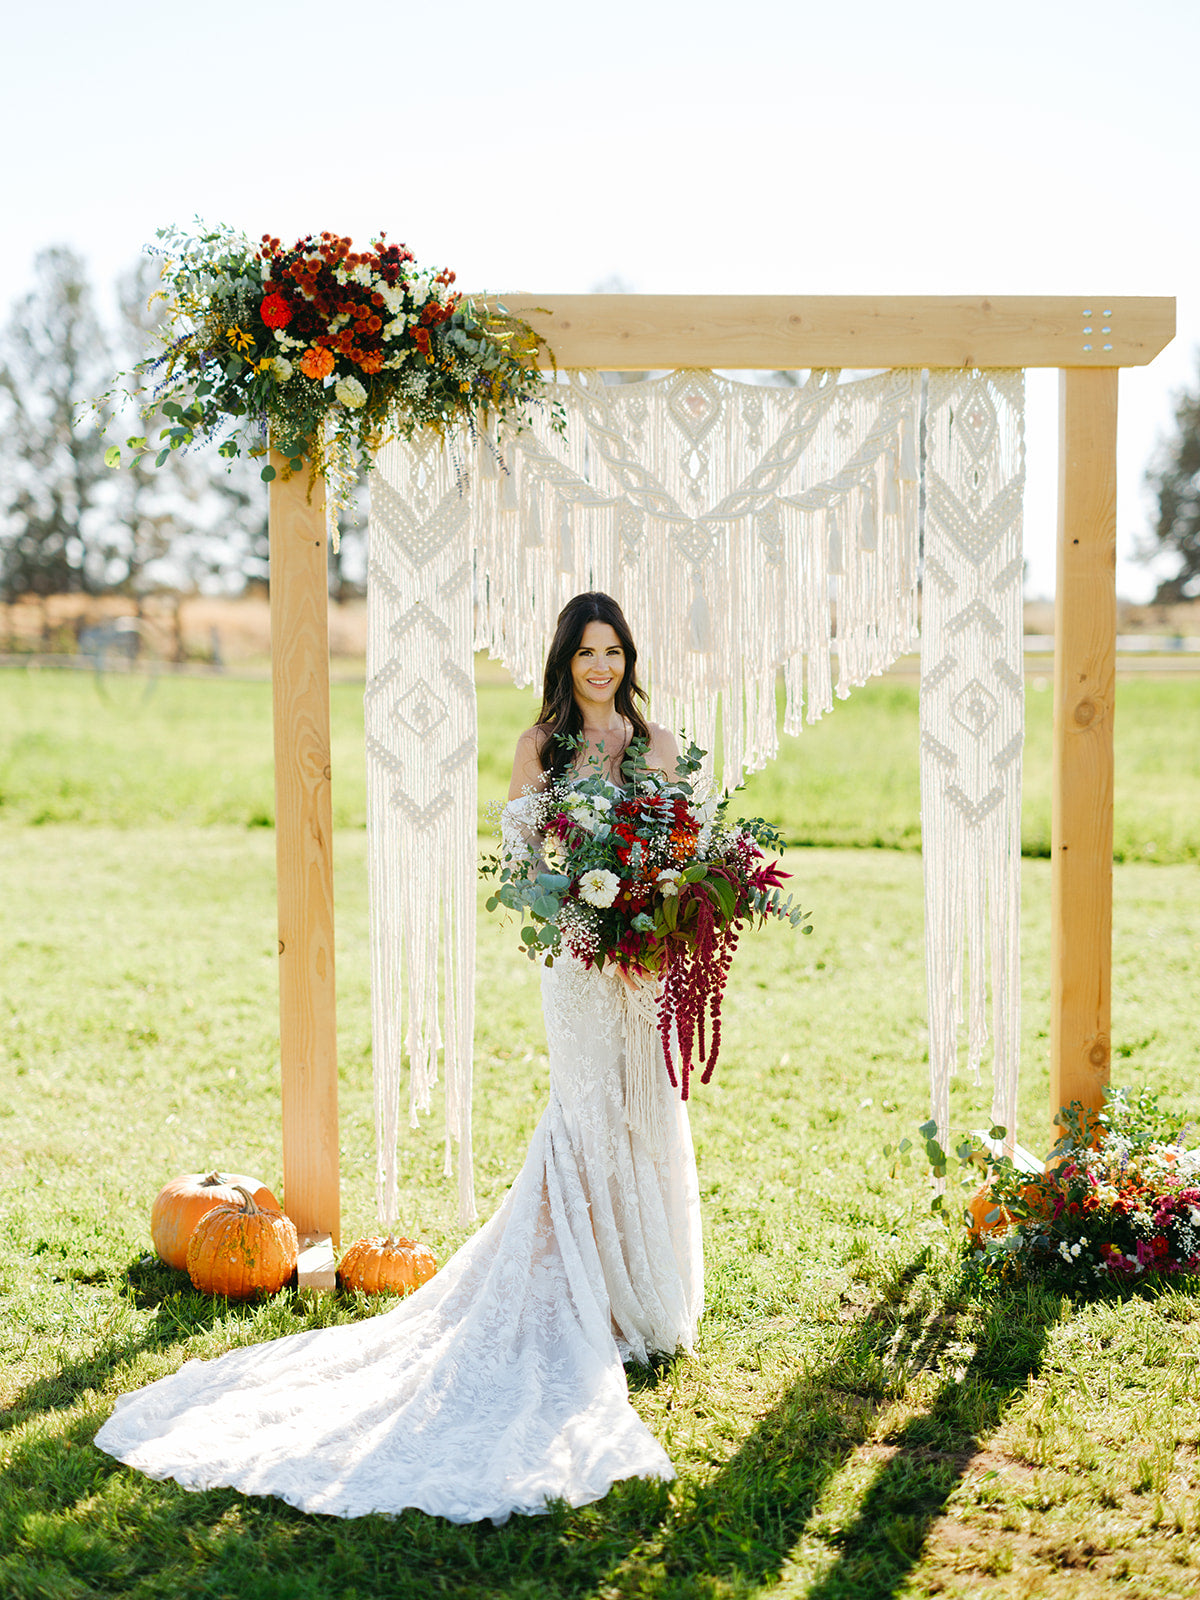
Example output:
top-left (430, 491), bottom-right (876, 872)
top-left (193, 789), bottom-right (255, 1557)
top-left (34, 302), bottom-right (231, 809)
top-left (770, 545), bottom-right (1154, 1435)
top-left (483, 740), bottom-right (811, 1097)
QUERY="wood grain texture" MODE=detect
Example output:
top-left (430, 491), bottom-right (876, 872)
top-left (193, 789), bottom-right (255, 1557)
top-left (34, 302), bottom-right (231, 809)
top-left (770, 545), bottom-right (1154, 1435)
top-left (1051, 369), bottom-right (1118, 1138)
top-left (269, 456), bottom-right (340, 1242)
top-left (483, 295), bottom-right (1175, 370)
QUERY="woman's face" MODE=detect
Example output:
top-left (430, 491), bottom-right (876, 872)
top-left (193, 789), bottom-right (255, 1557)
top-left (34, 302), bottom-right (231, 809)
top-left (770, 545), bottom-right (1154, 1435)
top-left (570, 620), bottom-right (625, 714)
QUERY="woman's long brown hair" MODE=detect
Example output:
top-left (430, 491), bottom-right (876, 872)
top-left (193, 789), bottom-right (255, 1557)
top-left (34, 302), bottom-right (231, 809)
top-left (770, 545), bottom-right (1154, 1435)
top-left (535, 592), bottom-right (650, 777)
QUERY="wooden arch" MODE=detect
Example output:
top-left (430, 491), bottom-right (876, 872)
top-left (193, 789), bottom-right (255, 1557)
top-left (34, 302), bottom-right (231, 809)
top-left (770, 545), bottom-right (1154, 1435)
top-left (267, 293), bottom-right (1176, 1271)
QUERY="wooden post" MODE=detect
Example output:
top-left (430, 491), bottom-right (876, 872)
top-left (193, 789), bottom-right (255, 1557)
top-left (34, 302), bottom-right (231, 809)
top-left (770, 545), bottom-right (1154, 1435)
top-left (269, 453), bottom-right (340, 1254)
top-left (1050, 368), bottom-right (1118, 1137)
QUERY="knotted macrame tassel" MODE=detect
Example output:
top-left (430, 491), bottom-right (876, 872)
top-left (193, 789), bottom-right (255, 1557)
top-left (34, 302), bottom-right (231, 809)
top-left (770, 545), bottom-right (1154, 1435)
top-left (620, 975), bottom-right (668, 1149)
top-left (860, 479), bottom-right (878, 551)
top-left (689, 571), bottom-right (713, 653)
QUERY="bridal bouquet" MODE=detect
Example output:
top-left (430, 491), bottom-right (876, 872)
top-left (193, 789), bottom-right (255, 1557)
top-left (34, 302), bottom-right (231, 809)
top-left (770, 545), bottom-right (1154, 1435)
top-left (482, 741), bottom-right (811, 1096)
top-left (102, 221), bottom-right (559, 522)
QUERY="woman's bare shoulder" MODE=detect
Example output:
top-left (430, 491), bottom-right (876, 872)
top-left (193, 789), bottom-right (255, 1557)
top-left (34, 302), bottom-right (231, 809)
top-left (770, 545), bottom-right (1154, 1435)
top-left (644, 721), bottom-right (681, 771)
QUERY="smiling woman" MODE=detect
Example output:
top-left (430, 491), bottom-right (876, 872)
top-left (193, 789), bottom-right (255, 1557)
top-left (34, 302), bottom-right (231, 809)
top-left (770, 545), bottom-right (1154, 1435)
top-left (507, 591), bottom-right (676, 794)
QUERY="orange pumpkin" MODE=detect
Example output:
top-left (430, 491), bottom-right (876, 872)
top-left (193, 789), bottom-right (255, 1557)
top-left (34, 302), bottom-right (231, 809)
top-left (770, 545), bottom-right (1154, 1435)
top-left (967, 1178), bottom-right (1052, 1242)
top-left (152, 1169), bottom-right (282, 1271)
top-left (186, 1186), bottom-right (298, 1300)
top-left (337, 1235), bottom-right (438, 1297)
top-left (966, 1184), bottom-right (1013, 1241)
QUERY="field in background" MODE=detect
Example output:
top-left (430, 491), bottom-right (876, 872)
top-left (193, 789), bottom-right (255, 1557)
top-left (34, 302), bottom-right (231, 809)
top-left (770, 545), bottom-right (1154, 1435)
top-left (4, 594), bottom-right (1200, 673)
top-left (2, 665), bottom-right (1199, 862)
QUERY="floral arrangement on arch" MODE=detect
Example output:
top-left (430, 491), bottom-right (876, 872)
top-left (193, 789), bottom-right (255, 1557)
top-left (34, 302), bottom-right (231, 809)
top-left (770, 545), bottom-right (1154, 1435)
top-left (892, 1086), bottom-right (1200, 1292)
top-left (103, 221), bottom-right (559, 521)
top-left (483, 740), bottom-right (812, 1097)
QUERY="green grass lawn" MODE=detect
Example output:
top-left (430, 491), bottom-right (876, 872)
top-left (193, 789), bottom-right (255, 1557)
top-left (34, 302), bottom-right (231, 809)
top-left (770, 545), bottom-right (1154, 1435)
top-left (2, 666), bottom-right (1200, 1598)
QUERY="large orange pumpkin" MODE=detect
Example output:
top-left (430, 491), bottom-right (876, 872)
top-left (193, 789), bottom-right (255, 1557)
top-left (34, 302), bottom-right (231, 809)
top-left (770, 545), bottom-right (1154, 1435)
top-left (337, 1235), bottom-right (438, 1297)
top-left (186, 1186), bottom-right (298, 1300)
top-left (151, 1170), bottom-right (282, 1271)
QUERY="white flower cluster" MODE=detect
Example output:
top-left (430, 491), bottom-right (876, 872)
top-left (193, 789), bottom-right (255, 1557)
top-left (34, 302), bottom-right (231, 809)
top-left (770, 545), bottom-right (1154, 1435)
top-left (558, 900), bottom-right (600, 959)
top-left (579, 868), bottom-right (620, 908)
top-left (561, 788), bottom-right (613, 838)
top-left (1057, 1236), bottom-right (1089, 1262)
top-left (335, 375), bottom-right (368, 410)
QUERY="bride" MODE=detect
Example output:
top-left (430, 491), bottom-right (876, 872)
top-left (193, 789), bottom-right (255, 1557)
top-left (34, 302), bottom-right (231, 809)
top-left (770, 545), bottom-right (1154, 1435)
top-left (95, 591), bottom-right (704, 1523)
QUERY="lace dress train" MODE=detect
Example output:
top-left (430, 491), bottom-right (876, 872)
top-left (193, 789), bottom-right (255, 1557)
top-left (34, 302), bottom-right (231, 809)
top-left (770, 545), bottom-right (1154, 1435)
top-left (94, 954), bottom-right (703, 1522)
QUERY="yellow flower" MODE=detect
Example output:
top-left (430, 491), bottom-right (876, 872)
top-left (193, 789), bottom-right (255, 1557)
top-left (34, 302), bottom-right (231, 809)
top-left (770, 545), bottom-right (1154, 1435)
top-left (226, 325), bottom-right (254, 354)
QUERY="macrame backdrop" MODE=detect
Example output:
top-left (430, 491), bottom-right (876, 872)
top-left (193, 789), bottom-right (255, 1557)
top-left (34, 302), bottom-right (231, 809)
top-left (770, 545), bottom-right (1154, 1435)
top-left (366, 434), bottom-right (477, 1225)
top-left (366, 367), bottom-right (1025, 1222)
top-left (476, 369), bottom-right (922, 785)
top-left (920, 371), bottom-right (1026, 1147)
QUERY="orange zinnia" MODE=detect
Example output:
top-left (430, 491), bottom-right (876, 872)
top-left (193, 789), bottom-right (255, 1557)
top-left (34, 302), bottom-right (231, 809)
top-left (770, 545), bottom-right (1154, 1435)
top-left (359, 351), bottom-right (384, 373)
top-left (299, 346), bottom-right (335, 380)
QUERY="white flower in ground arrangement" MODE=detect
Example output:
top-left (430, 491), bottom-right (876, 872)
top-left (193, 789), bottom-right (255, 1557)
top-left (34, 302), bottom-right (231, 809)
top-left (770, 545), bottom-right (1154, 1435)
top-left (579, 869), bottom-right (620, 908)
top-left (335, 375), bottom-right (368, 410)
top-left (592, 795), bottom-right (612, 814)
top-left (273, 357), bottom-right (294, 383)
top-left (656, 869), bottom-right (682, 897)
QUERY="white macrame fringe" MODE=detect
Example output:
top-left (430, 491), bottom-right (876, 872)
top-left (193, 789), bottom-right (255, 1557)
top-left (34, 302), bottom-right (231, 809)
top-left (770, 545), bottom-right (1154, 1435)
top-left (920, 370), bottom-right (1025, 1151)
top-left (366, 436), bottom-right (477, 1225)
top-left (476, 368), bottom-right (923, 787)
top-left (619, 976), bottom-right (668, 1149)
top-left (365, 366), bottom-right (1025, 1218)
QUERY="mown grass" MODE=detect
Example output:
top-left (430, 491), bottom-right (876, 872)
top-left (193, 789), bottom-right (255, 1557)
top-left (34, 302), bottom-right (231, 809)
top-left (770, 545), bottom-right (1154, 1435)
top-left (2, 667), bottom-right (1200, 1597)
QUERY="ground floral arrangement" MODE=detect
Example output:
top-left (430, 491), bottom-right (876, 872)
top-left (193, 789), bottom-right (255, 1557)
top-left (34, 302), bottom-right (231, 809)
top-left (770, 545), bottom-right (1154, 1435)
top-left (483, 739), bottom-right (811, 1096)
top-left (891, 1087), bottom-right (1200, 1292)
top-left (102, 221), bottom-right (558, 521)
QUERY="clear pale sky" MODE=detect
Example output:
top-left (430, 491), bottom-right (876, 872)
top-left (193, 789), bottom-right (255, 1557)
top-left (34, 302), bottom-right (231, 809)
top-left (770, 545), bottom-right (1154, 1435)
top-left (4, 0), bottom-right (1195, 600)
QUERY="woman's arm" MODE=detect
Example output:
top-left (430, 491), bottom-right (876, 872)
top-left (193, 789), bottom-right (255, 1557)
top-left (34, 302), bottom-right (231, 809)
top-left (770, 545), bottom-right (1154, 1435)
top-left (508, 726), bottom-right (551, 800)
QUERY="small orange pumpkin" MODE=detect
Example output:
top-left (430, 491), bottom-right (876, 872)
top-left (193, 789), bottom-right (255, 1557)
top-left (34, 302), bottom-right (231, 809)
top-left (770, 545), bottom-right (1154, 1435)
top-left (966, 1184), bottom-right (1013, 1242)
top-left (186, 1186), bottom-right (298, 1300)
top-left (152, 1170), bottom-right (282, 1271)
top-left (337, 1235), bottom-right (438, 1297)
top-left (967, 1178), bottom-right (1051, 1242)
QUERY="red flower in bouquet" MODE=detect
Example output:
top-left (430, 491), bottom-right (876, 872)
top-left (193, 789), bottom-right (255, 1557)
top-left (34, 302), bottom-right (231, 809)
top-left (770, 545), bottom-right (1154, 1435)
top-left (261, 291), bottom-right (293, 329)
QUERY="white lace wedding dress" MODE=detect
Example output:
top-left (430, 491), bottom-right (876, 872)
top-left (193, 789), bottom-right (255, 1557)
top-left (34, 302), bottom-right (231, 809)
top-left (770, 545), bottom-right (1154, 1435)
top-left (95, 801), bottom-right (703, 1523)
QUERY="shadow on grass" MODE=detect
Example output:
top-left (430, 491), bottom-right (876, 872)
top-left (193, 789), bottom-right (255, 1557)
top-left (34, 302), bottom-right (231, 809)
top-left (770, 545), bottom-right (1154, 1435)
top-left (3, 1252), bottom-right (1062, 1600)
top-left (609, 1271), bottom-right (1063, 1600)
top-left (1, 1255), bottom-right (325, 1435)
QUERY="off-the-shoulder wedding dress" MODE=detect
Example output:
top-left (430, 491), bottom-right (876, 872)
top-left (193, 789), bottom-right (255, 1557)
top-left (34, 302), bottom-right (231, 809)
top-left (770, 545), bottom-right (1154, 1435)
top-left (95, 798), bottom-right (703, 1523)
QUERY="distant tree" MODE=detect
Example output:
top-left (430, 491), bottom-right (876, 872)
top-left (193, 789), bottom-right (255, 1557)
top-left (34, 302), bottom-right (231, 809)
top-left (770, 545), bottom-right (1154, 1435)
top-left (107, 256), bottom-right (202, 600)
top-left (0, 247), bottom-right (116, 604)
top-left (112, 256), bottom-right (273, 611)
top-left (1142, 361), bottom-right (1200, 602)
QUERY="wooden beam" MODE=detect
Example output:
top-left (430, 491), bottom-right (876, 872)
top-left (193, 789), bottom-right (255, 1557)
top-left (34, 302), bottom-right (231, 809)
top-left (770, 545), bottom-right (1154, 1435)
top-left (1050, 368), bottom-right (1118, 1140)
top-left (269, 455), bottom-right (340, 1244)
top-left (486, 294), bottom-right (1174, 371)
